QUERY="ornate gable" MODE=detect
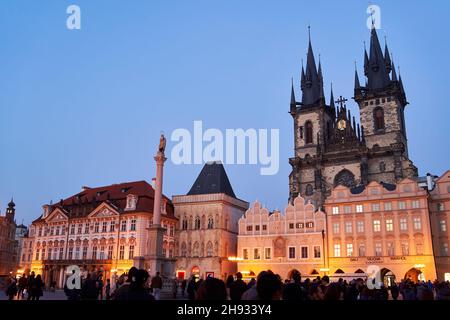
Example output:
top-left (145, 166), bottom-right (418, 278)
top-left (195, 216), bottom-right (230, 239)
top-left (45, 208), bottom-right (68, 223)
top-left (88, 202), bottom-right (120, 218)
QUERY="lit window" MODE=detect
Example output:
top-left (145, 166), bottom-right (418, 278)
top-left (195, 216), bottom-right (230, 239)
top-left (334, 244), bottom-right (341, 257)
top-left (440, 220), bottom-right (447, 232)
top-left (333, 223), bottom-right (340, 234)
top-left (345, 222), bottom-right (352, 234)
top-left (243, 249), bottom-right (248, 260)
top-left (400, 218), bottom-right (408, 231)
top-left (356, 221), bottom-right (364, 233)
top-left (332, 207), bottom-right (339, 215)
top-left (254, 248), bottom-right (261, 260)
top-left (289, 247), bottom-right (296, 259)
top-left (346, 243), bottom-right (353, 256)
top-left (264, 248), bottom-right (271, 260)
top-left (356, 205), bottom-right (363, 213)
top-left (386, 219), bottom-right (394, 232)
top-left (373, 220), bottom-right (381, 232)
top-left (375, 242), bottom-right (382, 256)
top-left (314, 246), bottom-right (321, 258)
top-left (413, 217), bottom-right (422, 230)
top-left (384, 202), bottom-right (392, 211)
top-left (438, 203), bottom-right (445, 211)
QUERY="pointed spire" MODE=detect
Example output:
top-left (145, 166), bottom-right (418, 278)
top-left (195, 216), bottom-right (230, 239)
top-left (301, 26), bottom-right (322, 106)
top-left (391, 56), bottom-right (398, 81)
top-left (367, 26), bottom-right (391, 90)
top-left (398, 67), bottom-right (406, 97)
top-left (354, 61), bottom-right (361, 89)
top-left (290, 78), bottom-right (296, 105)
top-left (357, 123), bottom-right (361, 140)
top-left (384, 36), bottom-right (392, 73)
top-left (364, 42), bottom-right (369, 76)
top-left (318, 55), bottom-right (324, 99)
top-left (329, 83), bottom-right (335, 109)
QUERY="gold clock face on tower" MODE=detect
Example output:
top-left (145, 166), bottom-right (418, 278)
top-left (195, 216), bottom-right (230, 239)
top-left (337, 119), bottom-right (347, 130)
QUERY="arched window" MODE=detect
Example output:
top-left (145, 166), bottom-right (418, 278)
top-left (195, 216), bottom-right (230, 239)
top-left (305, 184), bottom-right (314, 196)
top-left (182, 217), bottom-right (188, 230)
top-left (207, 216), bottom-right (214, 229)
top-left (373, 107), bottom-right (385, 131)
top-left (193, 242), bottom-right (199, 257)
top-left (305, 121), bottom-right (313, 144)
top-left (206, 241), bottom-right (213, 257)
top-left (180, 242), bottom-right (187, 257)
top-left (195, 216), bottom-right (201, 230)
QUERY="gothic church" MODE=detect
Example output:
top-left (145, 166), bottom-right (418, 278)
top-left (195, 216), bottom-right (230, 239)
top-left (288, 26), bottom-right (418, 208)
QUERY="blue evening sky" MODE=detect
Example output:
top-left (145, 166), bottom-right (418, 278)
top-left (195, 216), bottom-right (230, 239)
top-left (1, 0), bottom-right (449, 224)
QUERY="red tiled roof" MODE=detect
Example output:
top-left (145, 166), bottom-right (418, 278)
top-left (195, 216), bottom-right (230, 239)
top-left (32, 180), bottom-right (175, 223)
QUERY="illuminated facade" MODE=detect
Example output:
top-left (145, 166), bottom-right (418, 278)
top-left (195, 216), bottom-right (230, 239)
top-left (0, 200), bottom-right (18, 276)
top-left (429, 170), bottom-right (450, 281)
top-left (173, 162), bottom-right (248, 280)
top-left (21, 181), bottom-right (176, 288)
top-left (237, 196), bottom-right (327, 280)
top-left (325, 179), bottom-right (437, 283)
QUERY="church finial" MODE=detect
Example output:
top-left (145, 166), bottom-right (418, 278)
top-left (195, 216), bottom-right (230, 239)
top-left (391, 54), bottom-right (398, 81)
top-left (329, 82), bottom-right (335, 110)
top-left (290, 77), bottom-right (296, 110)
top-left (354, 61), bottom-right (361, 90)
top-left (384, 35), bottom-right (392, 73)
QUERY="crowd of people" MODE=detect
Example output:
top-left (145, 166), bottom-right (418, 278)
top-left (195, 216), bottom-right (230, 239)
top-left (5, 268), bottom-right (450, 301)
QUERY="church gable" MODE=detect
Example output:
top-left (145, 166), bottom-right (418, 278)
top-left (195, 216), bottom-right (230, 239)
top-left (45, 208), bottom-right (68, 223)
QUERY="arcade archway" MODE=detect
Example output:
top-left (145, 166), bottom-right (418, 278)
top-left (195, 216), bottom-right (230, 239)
top-left (404, 268), bottom-right (423, 283)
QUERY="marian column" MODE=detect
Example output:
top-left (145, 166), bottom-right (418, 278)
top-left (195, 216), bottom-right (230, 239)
top-left (134, 134), bottom-right (169, 275)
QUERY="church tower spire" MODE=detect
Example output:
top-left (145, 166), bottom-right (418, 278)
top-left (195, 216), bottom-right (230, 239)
top-left (301, 26), bottom-right (324, 107)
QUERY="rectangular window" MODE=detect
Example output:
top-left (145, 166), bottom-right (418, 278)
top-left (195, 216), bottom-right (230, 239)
top-left (412, 200), bottom-right (420, 209)
top-left (130, 219), bottom-right (136, 231)
top-left (77, 224), bottom-right (83, 234)
top-left (243, 249), bottom-right (249, 260)
top-left (401, 241), bottom-right (409, 255)
top-left (441, 243), bottom-right (449, 256)
top-left (375, 242), bottom-right (382, 256)
top-left (35, 249), bottom-right (40, 260)
top-left (99, 246), bottom-right (105, 260)
top-left (386, 219), bottom-right (394, 232)
top-left (334, 244), bottom-right (341, 257)
top-left (440, 220), bottom-right (447, 232)
top-left (119, 246), bottom-right (125, 260)
top-left (68, 247), bottom-right (73, 260)
top-left (255, 225), bottom-right (260, 231)
top-left (92, 246), bottom-right (97, 260)
top-left (264, 248), bottom-right (271, 260)
top-left (400, 218), bottom-right (408, 231)
top-left (109, 221), bottom-right (115, 232)
top-left (296, 223), bottom-right (304, 229)
top-left (332, 207), bottom-right (339, 215)
top-left (61, 226), bottom-right (65, 235)
top-left (253, 248), bottom-right (261, 260)
top-left (48, 248), bottom-right (52, 260)
top-left (102, 222), bottom-right (108, 233)
top-left (438, 203), bottom-right (445, 211)
top-left (306, 222), bottom-right (314, 228)
top-left (108, 245), bottom-right (113, 259)
top-left (94, 222), bottom-right (100, 233)
top-left (288, 247), bottom-right (296, 259)
top-left (129, 245), bottom-right (135, 259)
top-left (356, 221), bottom-right (364, 233)
top-left (384, 202), bottom-right (392, 211)
top-left (358, 244), bottom-right (366, 257)
top-left (372, 203), bottom-right (380, 212)
top-left (301, 246), bottom-right (308, 259)
top-left (50, 227), bottom-right (54, 236)
top-left (414, 217), bottom-right (422, 230)
top-left (398, 201), bottom-right (406, 210)
top-left (59, 248), bottom-right (64, 260)
top-left (333, 223), bottom-right (340, 234)
top-left (345, 222), bottom-right (352, 234)
top-left (38, 228), bottom-right (42, 237)
top-left (262, 225), bottom-right (267, 231)
top-left (344, 206), bottom-right (352, 214)
top-left (387, 242), bottom-right (395, 256)
top-left (373, 220), bottom-right (381, 232)
top-left (84, 223), bottom-right (89, 234)
top-left (356, 205), bottom-right (363, 213)
top-left (346, 243), bottom-right (353, 257)
top-left (246, 225), bottom-right (253, 232)
top-left (70, 225), bottom-right (75, 235)
top-left (75, 247), bottom-right (80, 260)
top-left (314, 246), bottom-right (321, 258)
top-left (55, 227), bottom-right (60, 236)
top-left (289, 223), bottom-right (294, 229)
top-left (82, 247), bottom-right (88, 260)
top-left (121, 220), bottom-right (127, 232)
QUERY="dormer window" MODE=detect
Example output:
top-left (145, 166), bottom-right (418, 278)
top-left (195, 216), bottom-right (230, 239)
top-left (125, 194), bottom-right (138, 211)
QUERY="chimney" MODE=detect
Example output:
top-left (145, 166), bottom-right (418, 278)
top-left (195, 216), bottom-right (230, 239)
top-left (426, 173), bottom-right (434, 191)
top-left (151, 177), bottom-right (156, 189)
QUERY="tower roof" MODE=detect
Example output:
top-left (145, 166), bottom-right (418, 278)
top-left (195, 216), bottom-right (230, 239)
top-left (187, 161), bottom-right (236, 198)
top-left (301, 27), bottom-right (324, 106)
top-left (366, 26), bottom-right (391, 90)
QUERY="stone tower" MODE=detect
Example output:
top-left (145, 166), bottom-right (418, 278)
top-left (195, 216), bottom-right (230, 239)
top-left (289, 26), bottom-right (418, 208)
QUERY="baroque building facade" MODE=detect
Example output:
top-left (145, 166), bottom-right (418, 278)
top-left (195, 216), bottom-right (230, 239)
top-left (237, 197), bottom-right (327, 280)
top-left (20, 181), bottom-right (176, 288)
top-left (173, 162), bottom-right (248, 280)
top-left (324, 179), bottom-right (436, 284)
top-left (289, 26), bottom-right (418, 208)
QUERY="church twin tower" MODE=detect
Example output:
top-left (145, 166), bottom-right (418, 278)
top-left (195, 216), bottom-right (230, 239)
top-left (288, 26), bottom-right (418, 207)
